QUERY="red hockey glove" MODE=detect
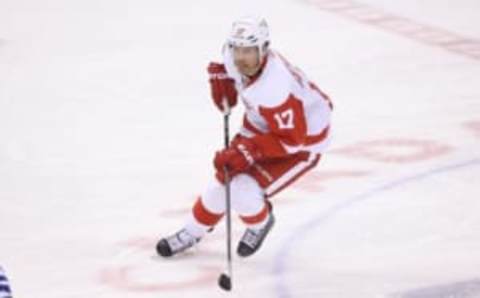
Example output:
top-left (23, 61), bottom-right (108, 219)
top-left (207, 62), bottom-right (237, 112)
top-left (214, 136), bottom-right (262, 182)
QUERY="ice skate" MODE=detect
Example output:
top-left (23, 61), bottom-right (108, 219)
top-left (156, 228), bottom-right (200, 257)
top-left (237, 212), bottom-right (275, 257)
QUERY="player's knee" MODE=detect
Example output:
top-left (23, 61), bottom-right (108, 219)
top-left (201, 179), bottom-right (227, 213)
top-left (229, 174), bottom-right (264, 214)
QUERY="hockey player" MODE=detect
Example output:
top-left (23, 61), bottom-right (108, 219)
top-left (156, 16), bottom-right (332, 258)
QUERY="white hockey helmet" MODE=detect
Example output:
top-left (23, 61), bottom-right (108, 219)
top-left (227, 16), bottom-right (270, 57)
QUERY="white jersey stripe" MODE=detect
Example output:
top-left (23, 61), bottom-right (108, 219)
top-left (265, 153), bottom-right (319, 197)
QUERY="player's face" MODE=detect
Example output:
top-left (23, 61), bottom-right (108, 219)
top-left (232, 46), bottom-right (261, 77)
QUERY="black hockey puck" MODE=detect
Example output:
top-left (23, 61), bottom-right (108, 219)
top-left (218, 273), bottom-right (232, 291)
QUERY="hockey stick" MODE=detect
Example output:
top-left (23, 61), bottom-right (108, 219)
top-left (218, 100), bottom-right (233, 291)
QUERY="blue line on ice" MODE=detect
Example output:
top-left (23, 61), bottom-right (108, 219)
top-left (272, 158), bottom-right (480, 298)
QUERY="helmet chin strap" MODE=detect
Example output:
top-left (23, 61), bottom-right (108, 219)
top-left (253, 55), bottom-right (264, 75)
top-left (256, 46), bottom-right (269, 71)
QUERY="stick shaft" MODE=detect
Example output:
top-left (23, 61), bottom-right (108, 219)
top-left (223, 112), bottom-right (233, 282)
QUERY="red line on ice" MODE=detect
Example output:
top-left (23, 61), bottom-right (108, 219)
top-left (305, 0), bottom-right (480, 60)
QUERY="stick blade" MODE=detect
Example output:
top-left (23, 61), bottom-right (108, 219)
top-left (218, 273), bottom-right (232, 291)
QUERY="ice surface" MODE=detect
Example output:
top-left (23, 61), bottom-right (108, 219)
top-left (1, 0), bottom-right (479, 297)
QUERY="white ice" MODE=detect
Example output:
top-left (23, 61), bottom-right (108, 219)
top-left (1, 0), bottom-right (480, 297)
